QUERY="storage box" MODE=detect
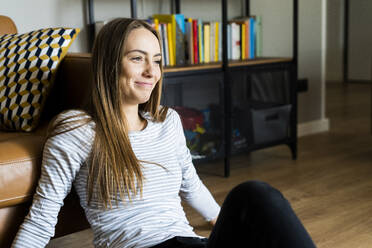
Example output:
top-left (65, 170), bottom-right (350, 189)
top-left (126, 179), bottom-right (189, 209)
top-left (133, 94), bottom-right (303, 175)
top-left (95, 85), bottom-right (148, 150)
top-left (251, 104), bottom-right (291, 144)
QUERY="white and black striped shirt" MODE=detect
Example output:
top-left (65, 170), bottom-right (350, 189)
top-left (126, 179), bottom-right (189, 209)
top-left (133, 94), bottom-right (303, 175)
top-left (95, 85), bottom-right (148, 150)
top-left (12, 109), bottom-right (220, 248)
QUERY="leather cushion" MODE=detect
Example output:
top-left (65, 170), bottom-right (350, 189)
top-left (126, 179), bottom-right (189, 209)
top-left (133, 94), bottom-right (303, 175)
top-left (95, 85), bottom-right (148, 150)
top-left (0, 124), bottom-right (47, 208)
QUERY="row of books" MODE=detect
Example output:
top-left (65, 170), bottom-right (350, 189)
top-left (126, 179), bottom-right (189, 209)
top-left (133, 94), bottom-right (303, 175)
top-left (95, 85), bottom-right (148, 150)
top-left (150, 14), bottom-right (262, 67)
top-left (95, 14), bottom-right (262, 67)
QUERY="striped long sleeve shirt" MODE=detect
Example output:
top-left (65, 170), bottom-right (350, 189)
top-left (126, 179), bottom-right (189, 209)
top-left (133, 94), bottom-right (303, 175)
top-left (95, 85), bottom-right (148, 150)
top-left (12, 108), bottom-right (220, 248)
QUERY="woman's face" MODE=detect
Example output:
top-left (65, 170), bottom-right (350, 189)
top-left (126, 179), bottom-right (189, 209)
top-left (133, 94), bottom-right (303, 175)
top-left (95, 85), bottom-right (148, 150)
top-left (119, 27), bottom-right (162, 107)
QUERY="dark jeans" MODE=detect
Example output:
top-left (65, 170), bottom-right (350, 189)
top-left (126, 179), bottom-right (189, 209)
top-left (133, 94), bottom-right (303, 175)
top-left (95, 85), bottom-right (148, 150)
top-left (152, 180), bottom-right (316, 248)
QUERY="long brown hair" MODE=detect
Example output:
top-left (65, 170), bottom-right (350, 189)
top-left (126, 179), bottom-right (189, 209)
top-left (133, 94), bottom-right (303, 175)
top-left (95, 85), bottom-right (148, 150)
top-left (51, 18), bottom-right (168, 208)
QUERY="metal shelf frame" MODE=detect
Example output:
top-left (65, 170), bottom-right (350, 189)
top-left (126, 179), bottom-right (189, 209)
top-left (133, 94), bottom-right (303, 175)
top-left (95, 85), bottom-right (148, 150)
top-left (86, 0), bottom-right (299, 177)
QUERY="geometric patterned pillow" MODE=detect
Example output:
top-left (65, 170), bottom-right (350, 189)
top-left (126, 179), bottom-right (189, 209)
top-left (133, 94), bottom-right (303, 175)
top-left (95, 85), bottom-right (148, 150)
top-left (0, 27), bottom-right (80, 132)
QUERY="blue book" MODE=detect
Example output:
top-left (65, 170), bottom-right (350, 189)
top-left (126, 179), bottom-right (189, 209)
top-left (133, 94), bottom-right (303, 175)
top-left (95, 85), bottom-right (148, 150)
top-left (175, 14), bottom-right (186, 64)
top-left (227, 24), bottom-right (232, 60)
top-left (249, 17), bottom-right (255, 59)
top-left (198, 19), bottom-right (204, 63)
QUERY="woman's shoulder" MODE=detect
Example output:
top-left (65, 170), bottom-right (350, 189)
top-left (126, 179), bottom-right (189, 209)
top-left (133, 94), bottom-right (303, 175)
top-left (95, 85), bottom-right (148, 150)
top-left (165, 107), bottom-right (180, 120)
top-left (49, 109), bottom-right (95, 138)
top-left (55, 109), bottom-right (91, 122)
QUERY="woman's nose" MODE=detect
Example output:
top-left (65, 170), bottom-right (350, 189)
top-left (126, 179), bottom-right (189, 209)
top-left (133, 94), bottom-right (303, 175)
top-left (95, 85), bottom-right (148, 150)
top-left (143, 61), bottom-right (155, 78)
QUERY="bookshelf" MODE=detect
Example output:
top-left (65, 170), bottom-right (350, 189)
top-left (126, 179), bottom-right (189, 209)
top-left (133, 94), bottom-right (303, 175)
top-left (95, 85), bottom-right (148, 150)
top-left (86, 0), bottom-right (298, 177)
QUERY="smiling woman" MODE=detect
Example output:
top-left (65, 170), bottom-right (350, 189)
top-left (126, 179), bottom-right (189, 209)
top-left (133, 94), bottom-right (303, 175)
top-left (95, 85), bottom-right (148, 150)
top-left (11, 18), bottom-right (316, 248)
top-left (120, 27), bottom-right (162, 116)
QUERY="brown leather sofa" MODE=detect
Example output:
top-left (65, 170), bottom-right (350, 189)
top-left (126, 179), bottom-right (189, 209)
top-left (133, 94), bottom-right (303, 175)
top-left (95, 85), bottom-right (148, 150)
top-left (0, 15), bottom-right (93, 247)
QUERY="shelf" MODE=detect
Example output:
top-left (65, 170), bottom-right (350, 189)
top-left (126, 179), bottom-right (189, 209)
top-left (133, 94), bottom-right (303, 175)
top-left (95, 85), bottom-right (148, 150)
top-left (228, 57), bottom-right (293, 67)
top-left (164, 62), bottom-right (221, 73)
top-left (163, 57), bottom-right (293, 73)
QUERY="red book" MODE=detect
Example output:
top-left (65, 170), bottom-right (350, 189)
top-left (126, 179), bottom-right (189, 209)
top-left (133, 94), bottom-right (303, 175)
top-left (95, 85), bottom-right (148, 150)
top-left (192, 19), bottom-right (199, 64)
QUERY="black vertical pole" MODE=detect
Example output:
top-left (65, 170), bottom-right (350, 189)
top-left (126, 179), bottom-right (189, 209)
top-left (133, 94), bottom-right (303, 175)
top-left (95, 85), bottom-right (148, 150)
top-left (246, 0), bottom-right (250, 16)
top-left (130, 0), bottom-right (137, 19)
top-left (290, 0), bottom-right (298, 159)
top-left (87, 0), bottom-right (95, 51)
top-left (175, 0), bottom-right (181, 14)
top-left (343, 0), bottom-right (349, 84)
top-left (293, 0), bottom-right (298, 71)
top-left (222, 0), bottom-right (230, 177)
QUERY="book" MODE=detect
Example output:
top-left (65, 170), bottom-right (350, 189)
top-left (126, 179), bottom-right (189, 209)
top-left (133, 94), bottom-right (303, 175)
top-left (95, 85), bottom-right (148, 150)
top-left (203, 22), bottom-right (210, 63)
top-left (167, 22), bottom-right (175, 66)
top-left (249, 17), bottom-right (255, 59)
top-left (214, 22), bottom-right (219, 62)
top-left (218, 22), bottom-right (222, 61)
top-left (192, 19), bottom-right (199, 64)
top-left (160, 23), bottom-right (169, 66)
top-left (210, 21), bottom-right (215, 63)
top-left (174, 14), bottom-right (186, 65)
top-left (153, 18), bottom-right (159, 33)
top-left (231, 22), bottom-right (241, 60)
top-left (227, 24), bottom-right (232, 60)
top-left (198, 19), bottom-right (203, 63)
top-left (241, 23), bottom-right (246, 60)
top-left (185, 18), bottom-right (194, 64)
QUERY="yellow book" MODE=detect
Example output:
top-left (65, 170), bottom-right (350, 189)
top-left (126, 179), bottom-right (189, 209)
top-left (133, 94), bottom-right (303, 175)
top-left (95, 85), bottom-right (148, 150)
top-left (204, 23), bottom-right (210, 63)
top-left (241, 23), bottom-right (246, 60)
top-left (153, 14), bottom-right (176, 64)
top-left (154, 18), bottom-right (159, 33)
top-left (215, 22), bottom-right (219, 62)
top-left (167, 23), bottom-right (175, 66)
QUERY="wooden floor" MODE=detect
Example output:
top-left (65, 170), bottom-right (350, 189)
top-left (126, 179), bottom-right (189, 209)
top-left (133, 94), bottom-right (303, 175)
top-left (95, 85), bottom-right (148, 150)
top-left (48, 82), bottom-right (372, 248)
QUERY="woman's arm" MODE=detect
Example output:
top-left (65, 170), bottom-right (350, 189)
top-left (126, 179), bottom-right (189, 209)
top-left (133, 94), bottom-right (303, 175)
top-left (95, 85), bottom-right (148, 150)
top-left (172, 110), bottom-right (221, 222)
top-left (11, 111), bottom-right (93, 248)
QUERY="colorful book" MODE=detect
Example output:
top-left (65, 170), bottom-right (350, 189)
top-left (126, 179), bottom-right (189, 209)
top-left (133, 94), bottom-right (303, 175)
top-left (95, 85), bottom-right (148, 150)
top-left (210, 21), bottom-right (215, 63)
top-left (218, 22), bottom-right (222, 61)
top-left (192, 19), bottom-right (199, 64)
top-left (214, 22), bottom-right (219, 62)
top-left (241, 23), bottom-right (246, 60)
top-left (227, 24), bottom-right (232, 60)
top-left (167, 22), bottom-right (175, 66)
top-left (231, 22), bottom-right (240, 60)
top-left (174, 14), bottom-right (186, 65)
top-left (185, 18), bottom-right (194, 64)
top-left (203, 22), bottom-right (210, 63)
top-left (161, 23), bottom-right (169, 66)
top-left (198, 19), bottom-right (203, 63)
top-left (249, 17), bottom-right (255, 59)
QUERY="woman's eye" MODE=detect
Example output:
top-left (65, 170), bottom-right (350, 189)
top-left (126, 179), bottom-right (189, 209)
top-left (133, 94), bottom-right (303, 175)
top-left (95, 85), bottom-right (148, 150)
top-left (131, 56), bottom-right (143, 62)
top-left (154, 60), bottom-right (161, 65)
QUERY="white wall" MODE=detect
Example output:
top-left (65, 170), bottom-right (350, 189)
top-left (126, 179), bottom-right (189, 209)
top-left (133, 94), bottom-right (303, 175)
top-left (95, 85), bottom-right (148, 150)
top-left (349, 0), bottom-right (372, 81)
top-left (326, 0), bottom-right (343, 82)
top-left (251, 0), bottom-right (293, 57)
top-left (2, 0), bottom-right (326, 125)
top-left (326, 0), bottom-right (372, 82)
top-left (253, 0), bottom-right (325, 123)
top-left (297, 0), bottom-right (325, 123)
top-left (2, 0), bottom-right (88, 52)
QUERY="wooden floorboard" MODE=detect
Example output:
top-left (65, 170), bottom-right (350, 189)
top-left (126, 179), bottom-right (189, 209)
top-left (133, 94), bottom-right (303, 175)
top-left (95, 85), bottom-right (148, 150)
top-left (48, 82), bottom-right (372, 247)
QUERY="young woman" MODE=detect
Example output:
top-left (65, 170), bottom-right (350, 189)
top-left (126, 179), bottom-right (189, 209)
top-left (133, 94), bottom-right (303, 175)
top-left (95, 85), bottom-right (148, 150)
top-left (12, 18), bottom-right (316, 248)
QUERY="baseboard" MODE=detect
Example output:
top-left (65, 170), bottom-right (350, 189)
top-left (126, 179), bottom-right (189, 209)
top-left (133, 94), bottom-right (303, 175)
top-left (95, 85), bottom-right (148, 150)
top-left (298, 118), bottom-right (330, 137)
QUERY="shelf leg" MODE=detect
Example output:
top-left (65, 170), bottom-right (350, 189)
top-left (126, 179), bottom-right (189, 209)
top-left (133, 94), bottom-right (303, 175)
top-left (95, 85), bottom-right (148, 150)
top-left (288, 142), bottom-right (297, 160)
